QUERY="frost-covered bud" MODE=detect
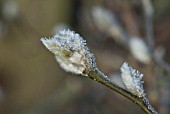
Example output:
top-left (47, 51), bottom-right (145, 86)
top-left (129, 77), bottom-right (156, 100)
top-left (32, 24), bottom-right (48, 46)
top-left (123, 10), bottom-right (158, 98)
top-left (40, 29), bottom-right (96, 76)
top-left (129, 37), bottom-right (151, 64)
top-left (120, 62), bottom-right (145, 98)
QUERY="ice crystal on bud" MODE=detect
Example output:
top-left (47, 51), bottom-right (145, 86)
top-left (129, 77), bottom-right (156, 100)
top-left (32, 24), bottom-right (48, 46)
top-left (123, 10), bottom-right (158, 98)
top-left (120, 62), bottom-right (145, 98)
top-left (40, 29), bottom-right (96, 76)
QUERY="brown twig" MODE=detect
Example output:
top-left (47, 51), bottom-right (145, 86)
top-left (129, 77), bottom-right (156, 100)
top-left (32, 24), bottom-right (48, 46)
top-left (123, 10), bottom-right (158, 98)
top-left (88, 67), bottom-right (158, 114)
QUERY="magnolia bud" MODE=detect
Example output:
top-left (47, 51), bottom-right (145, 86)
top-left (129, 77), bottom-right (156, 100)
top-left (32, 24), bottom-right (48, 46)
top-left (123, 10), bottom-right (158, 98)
top-left (129, 37), bottom-right (151, 64)
top-left (40, 29), bottom-right (96, 76)
top-left (120, 62), bottom-right (145, 98)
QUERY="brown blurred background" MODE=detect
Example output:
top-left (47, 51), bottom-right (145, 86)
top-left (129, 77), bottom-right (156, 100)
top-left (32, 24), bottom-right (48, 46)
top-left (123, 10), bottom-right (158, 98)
top-left (0, 0), bottom-right (170, 114)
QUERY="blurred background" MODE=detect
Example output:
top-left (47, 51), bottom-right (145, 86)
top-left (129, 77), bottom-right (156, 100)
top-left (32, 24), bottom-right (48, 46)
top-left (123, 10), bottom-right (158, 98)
top-left (0, 0), bottom-right (170, 114)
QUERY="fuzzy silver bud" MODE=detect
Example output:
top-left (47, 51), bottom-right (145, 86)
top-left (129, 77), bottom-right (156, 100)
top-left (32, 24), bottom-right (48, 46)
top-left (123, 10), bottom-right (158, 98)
top-left (40, 29), bottom-right (96, 76)
top-left (129, 37), bottom-right (151, 64)
top-left (120, 62), bottom-right (146, 98)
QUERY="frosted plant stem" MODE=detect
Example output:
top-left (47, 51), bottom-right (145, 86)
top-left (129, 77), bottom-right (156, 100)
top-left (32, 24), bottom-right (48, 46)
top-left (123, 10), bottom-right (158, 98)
top-left (41, 29), bottom-right (157, 114)
top-left (88, 67), bottom-right (157, 114)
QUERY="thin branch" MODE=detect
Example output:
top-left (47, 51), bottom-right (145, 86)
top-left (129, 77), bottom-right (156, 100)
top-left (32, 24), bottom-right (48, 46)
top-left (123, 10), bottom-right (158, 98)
top-left (41, 29), bottom-right (158, 114)
top-left (142, 0), bottom-right (170, 72)
top-left (88, 67), bottom-right (157, 114)
top-left (152, 55), bottom-right (170, 73)
top-left (142, 0), bottom-right (154, 51)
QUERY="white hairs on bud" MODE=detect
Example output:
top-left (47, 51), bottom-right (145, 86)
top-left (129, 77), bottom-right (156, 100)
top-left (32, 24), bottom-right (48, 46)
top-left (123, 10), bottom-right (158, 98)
top-left (120, 62), bottom-right (145, 98)
top-left (40, 29), bottom-right (96, 76)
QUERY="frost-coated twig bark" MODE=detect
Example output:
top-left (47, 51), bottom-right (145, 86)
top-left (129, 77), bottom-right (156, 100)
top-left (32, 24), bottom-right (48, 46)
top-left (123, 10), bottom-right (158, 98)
top-left (88, 66), bottom-right (157, 114)
top-left (40, 29), bottom-right (157, 114)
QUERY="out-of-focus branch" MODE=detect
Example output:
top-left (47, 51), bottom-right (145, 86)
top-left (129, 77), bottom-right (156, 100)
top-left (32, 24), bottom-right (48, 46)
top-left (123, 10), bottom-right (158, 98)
top-left (119, 1), bottom-right (140, 37)
top-left (91, 6), bottom-right (129, 46)
top-left (142, 0), bottom-right (170, 72)
top-left (91, 6), bottom-right (152, 64)
top-left (142, 0), bottom-right (154, 51)
top-left (152, 55), bottom-right (170, 73)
